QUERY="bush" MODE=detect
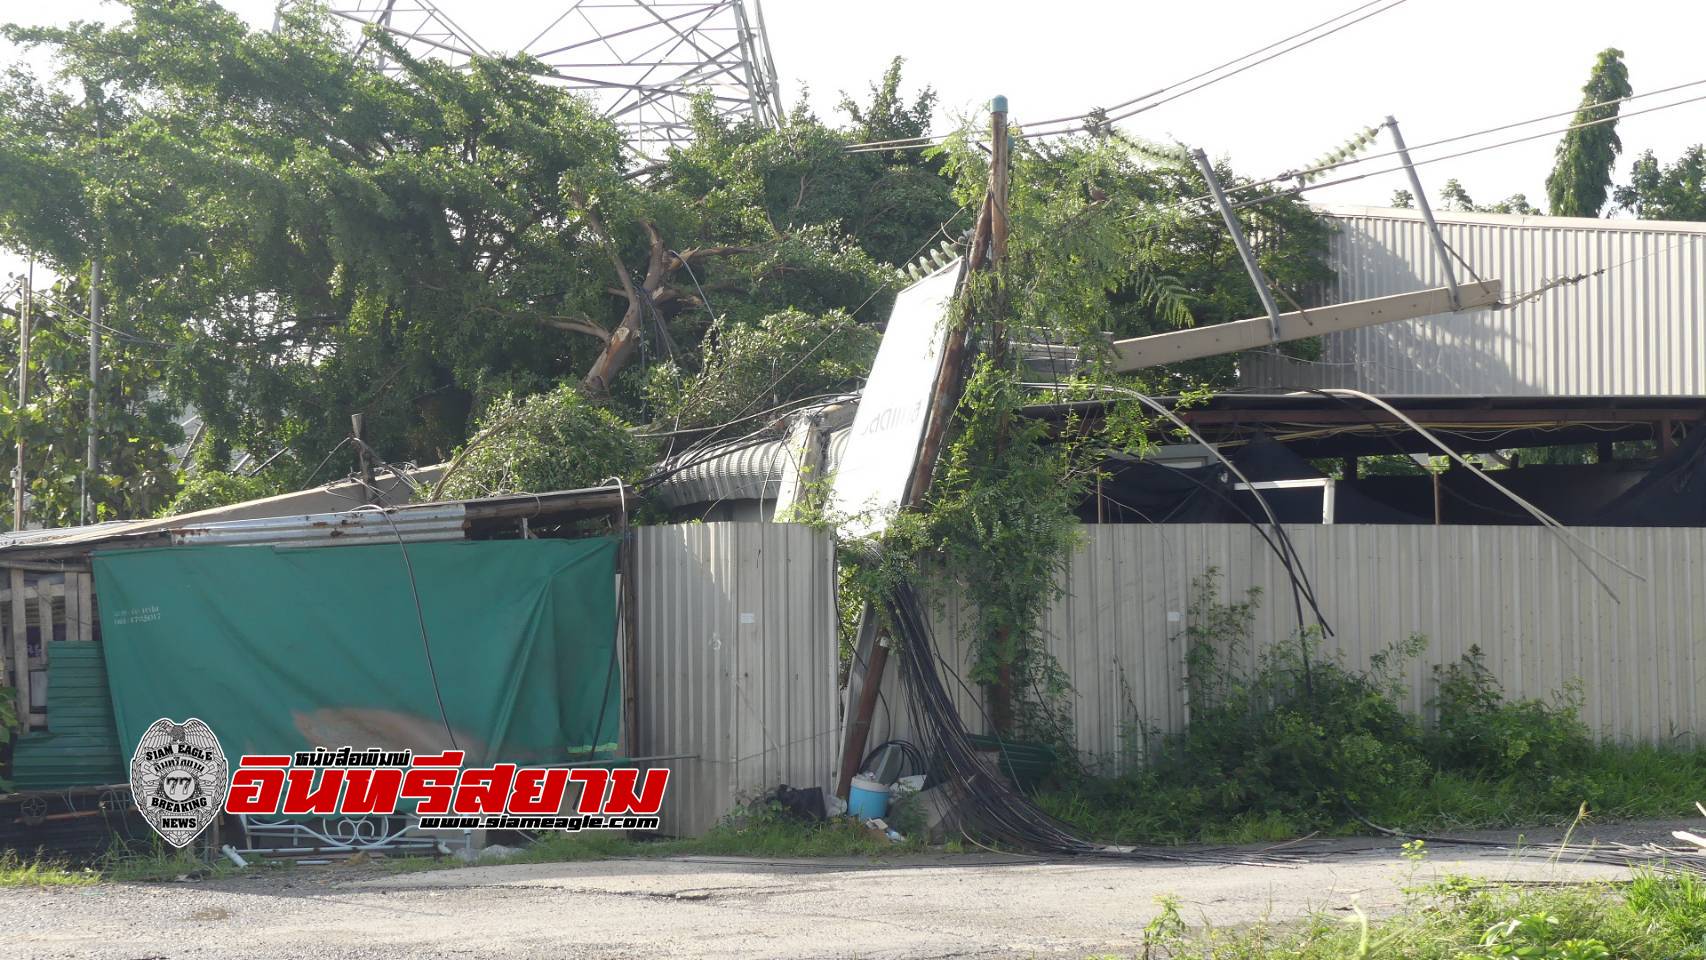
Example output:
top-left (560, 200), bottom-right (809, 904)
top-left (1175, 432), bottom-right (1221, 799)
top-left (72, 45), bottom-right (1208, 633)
top-left (1426, 645), bottom-right (1592, 779)
top-left (439, 385), bottom-right (656, 499)
top-left (158, 470), bottom-right (283, 516)
top-left (1039, 570), bottom-right (1637, 844)
top-left (1139, 572), bottom-right (1430, 829)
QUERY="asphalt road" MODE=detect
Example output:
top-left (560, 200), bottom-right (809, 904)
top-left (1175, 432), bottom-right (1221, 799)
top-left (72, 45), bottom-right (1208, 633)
top-left (2, 823), bottom-right (1687, 960)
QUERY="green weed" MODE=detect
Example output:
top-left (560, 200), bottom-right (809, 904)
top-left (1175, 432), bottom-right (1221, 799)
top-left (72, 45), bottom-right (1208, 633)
top-left (1040, 570), bottom-right (1706, 846)
top-left (0, 850), bottom-right (98, 887)
top-left (98, 843), bottom-right (239, 883)
top-left (1128, 877), bottom-right (1706, 960)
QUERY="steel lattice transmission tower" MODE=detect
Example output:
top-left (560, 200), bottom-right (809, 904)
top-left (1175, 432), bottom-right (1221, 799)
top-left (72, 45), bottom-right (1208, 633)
top-left (279, 0), bottom-right (785, 157)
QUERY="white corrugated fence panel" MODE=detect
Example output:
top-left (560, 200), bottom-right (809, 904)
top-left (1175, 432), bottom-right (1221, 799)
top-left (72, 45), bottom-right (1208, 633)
top-left (1242, 206), bottom-right (1706, 396)
top-left (923, 524), bottom-right (1704, 772)
top-left (633, 523), bottom-right (838, 836)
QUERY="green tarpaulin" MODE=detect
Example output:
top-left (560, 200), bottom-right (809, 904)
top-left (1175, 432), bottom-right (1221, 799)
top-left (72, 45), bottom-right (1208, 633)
top-left (94, 538), bottom-right (619, 767)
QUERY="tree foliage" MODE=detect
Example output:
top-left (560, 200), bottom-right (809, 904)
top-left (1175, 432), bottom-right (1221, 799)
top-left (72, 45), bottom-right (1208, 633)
top-left (0, 2), bottom-right (948, 518)
top-left (1545, 48), bottom-right (1631, 217)
top-left (159, 470), bottom-right (282, 517)
top-left (1615, 146), bottom-right (1706, 221)
top-left (437, 384), bottom-right (655, 500)
top-left (643, 307), bottom-right (877, 430)
top-left (944, 130), bottom-right (1331, 390)
top-left (0, 279), bottom-right (181, 525)
top-left (1438, 178), bottom-right (1542, 216)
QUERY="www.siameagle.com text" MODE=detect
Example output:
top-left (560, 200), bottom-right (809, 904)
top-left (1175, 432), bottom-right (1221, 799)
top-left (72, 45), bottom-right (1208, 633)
top-left (225, 749), bottom-right (670, 832)
top-left (417, 815), bottom-right (662, 830)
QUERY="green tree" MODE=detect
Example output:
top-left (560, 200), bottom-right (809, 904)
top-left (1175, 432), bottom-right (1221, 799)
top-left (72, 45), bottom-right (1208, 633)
top-left (1438, 179), bottom-right (1542, 216)
top-left (1615, 146), bottom-right (1706, 221)
top-left (1545, 48), bottom-right (1631, 217)
top-left (945, 131), bottom-right (1329, 389)
top-left (0, 278), bottom-right (182, 526)
top-left (0, 1), bottom-right (927, 514)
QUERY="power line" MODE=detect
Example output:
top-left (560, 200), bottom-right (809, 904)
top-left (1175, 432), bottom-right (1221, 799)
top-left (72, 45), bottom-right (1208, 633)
top-left (1024, 0), bottom-right (1395, 129)
top-left (842, 0), bottom-right (1408, 155)
top-left (1158, 76), bottom-right (1706, 215)
top-left (1227, 90), bottom-right (1706, 213)
top-left (1020, 0), bottom-right (1409, 140)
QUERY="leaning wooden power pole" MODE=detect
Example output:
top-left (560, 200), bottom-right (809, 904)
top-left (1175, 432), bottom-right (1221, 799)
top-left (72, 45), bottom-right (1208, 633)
top-left (836, 96), bottom-right (1010, 798)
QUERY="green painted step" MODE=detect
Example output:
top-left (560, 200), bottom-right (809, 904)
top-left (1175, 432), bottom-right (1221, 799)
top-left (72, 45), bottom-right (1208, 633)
top-left (11, 642), bottom-right (127, 790)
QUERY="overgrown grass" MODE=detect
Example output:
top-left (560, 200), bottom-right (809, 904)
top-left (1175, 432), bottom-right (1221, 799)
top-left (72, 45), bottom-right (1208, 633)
top-left (3, 802), bottom-right (923, 884)
top-left (1042, 744), bottom-right (1706, 846)
top-left (97, 842), bottom-right (242, 883)
top-left (0, 850), bottom-right (98, 888)
top-left (1114, 870), bottom-right (1706, 960)
top-left (369, 804), bottom-right (920, 875)
top-left (1039, 571), bottom-right (1706, 846)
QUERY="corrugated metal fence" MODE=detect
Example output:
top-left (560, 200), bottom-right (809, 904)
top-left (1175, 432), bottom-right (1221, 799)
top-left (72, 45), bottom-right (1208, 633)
top-left (625, 522), bottom-right (1701, 830)
top-left (926, 524), bottom-right (1705, 770)
top-left (1242, 205), bottom-right (1706, 396)
top-left (632, 523), bottom-right (839, 836)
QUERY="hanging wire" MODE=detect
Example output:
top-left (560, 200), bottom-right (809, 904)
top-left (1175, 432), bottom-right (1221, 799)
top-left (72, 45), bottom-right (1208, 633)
top-left (841, 0), bottom-right (1409, 153)
top-left (1019, 0), bottom-right (1410, 140)
top-left (349, 504), bottom-right (460, 753)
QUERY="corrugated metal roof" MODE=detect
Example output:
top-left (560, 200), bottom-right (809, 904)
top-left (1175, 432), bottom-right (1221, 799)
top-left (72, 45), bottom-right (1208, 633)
top-left (651, 437), bottom-right (795, 509)
top-left (1241, 205), bottom-right (1706, 397)
top-left (0, 466), bottom-right (447, 554)
top-left (169, 505), bottom-right (468, 546)
top-left (650, 419), bottom-right (857, 511)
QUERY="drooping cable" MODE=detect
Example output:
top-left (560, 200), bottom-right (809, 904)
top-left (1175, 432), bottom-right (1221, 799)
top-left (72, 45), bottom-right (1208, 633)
top-left (352, 505), bottom-right (460, 753)
top-left (1302, 389), bottom-right (1644, 601)
top-left (1026, 382), bottom-right (1329, 637)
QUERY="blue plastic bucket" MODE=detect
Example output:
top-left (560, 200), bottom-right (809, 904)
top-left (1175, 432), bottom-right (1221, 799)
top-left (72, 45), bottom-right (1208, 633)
top-left (847, 775), bottom-right (889, 820)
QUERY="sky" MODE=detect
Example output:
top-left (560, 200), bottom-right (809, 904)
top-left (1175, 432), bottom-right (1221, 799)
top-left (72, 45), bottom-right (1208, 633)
top-left (3, 0), bottom-right (1705, 282)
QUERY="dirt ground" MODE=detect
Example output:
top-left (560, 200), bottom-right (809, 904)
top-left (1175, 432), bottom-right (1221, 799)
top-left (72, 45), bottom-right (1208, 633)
top-left (2, 820), bottom-right (1696, 960)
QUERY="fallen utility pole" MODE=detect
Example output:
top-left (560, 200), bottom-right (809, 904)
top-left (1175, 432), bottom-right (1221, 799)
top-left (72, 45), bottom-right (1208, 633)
top-left (837, 96), bottom-right (1009, 800)
top-left (1108, 280), bottom-right (1502, 372)
top-left (1191, 149), bottom-right (1283, 341)
top-left (1386, 116), bottom-right (1462, 310)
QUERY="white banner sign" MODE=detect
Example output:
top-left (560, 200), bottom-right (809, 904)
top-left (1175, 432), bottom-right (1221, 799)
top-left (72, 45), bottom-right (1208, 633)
top-left (827, 260), bottom-right (961, 539)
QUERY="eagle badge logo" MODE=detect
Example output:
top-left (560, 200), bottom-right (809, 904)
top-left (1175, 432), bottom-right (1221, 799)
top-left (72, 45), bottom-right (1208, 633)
top-left (129, 718), bottom-right (229, 848)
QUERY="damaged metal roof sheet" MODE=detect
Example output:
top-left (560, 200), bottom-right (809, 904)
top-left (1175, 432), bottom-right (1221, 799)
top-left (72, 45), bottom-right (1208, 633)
top-left (0, 479), bottom-right (634, 560)
top-left (650, 435), bottom-right (796, 509)
top-left (168, 505), bottom-right (469, 546)
top-left (649, 401), bottom-right (857, 511)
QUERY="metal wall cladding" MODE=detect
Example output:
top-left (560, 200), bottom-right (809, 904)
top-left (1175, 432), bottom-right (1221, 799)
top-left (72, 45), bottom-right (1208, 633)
top-left (922, 524), bottom-right (1706, 773)
top-left (1241, 205), bottom-right (1706, 396)
top-left (632, 523), bottom-right (839, 836)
